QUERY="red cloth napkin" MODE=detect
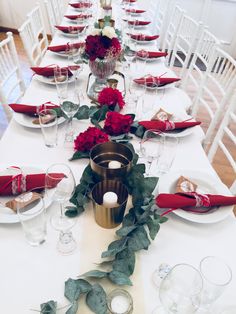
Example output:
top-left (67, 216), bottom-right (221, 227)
top-left (0, 173), bottom-right (65, 196)
top-left (128, 20), bottom-right (150, 26)
top-left (134, 76), bottom-right (180, 87)
top-left (48, 42), bottom-right (84, 52)
top-left (31, 66), bottom-right (79, 77)
top-left (123, 0), bottom-right (137, 2)
top-left (55, 25), bottom-right (86, 33)
top-left (69, 2), bottom-right (92, 8)
top-left (156, 193), bottom-right (236, 214)
top-left (137, 51), bottom-right (168, 59)
top-left (64, 14), bottom-right (92, 20)
top-left (8, 103), bottom-right (59, 115)
top-left (139, 120), bottom-right (201, 131)
top-left (126, 9), bottom-right (145, 13)
top-left (129, 34), bottom-right (159, 41)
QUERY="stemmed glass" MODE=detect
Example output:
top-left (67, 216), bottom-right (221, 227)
top-left (128, 79), bottom-right (146, 119)
top-left (123, 39), bottom-right (137, 73)
top-left (152, 264), bottom-right (203, 314)
top-left (45, 163), bottom-right (77, 255)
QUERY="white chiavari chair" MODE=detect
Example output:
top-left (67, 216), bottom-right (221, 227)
top-left (180, 28), bottom-right (219, 105)
top-left (192, 47), bottom-right (236, 149)
top-left (207, 97), bottom-right (236, 194)
top-left (0, 32), bottom-right (26, 107)
top-left (44, 0), bottom-right (64, 36)
top-left (18, 5), bottom-right (48, 66)
top-left (168, 14), bottom-right (203, 79)
top-left (162, 5), bottom-right (185, 59)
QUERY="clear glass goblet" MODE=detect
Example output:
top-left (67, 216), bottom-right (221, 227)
top-left (45, 163), bottom-right (77, 255)
top-left (153, 263), bottom-right (203, 314)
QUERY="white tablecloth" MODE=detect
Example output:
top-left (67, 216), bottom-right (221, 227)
top-left (0, 1), bottom-right (236, 313)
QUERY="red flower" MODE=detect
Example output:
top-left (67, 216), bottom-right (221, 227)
top-left (104, 112), bottom-right (133, 135)
top-left (74, 127), bottom-right (109, 152)
top-left (98, 87), bottom-right (125, 109)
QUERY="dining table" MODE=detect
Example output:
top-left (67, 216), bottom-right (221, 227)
top-left (0, 0), bottom-right (236, 313)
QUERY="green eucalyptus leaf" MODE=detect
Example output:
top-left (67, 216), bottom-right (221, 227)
top-left (143, 177), bottom-right (158, 196)
top-left (146, 217), bottom-right (160, 240)
top-left (122, 210), bottom-right (136, 227)
top-left (86, 284), bottom-right (107, 314)
top-left (65, 278), bottom-right (81, 303)
top-left (66, 303), bottom-right (78, 314)
top-left (128, 226), bottom-right (151, 252)
top-left (108, 270), bottom-right (132, 286)
top-left (91, 105), bottom-right (109, 122)
top-left (81, 270), bottom-right (108, 279)
top-left (40, 300), bottom-right (57, 314)
top-left (90, 118), bottom-right (102, 128)
top-left (112, 249), bottom-right (135, 276)
top-left (102, 238), bottom-right (127, 258)
top-left (65, 206), bottom-right (84, 218)
top-left (75, 105), bottom-right (90, 120)
top-left (110, 134), bottom-right (133, 143)
top-left (69, 151), bottom-right (90, 161)
top-left (116, 225), bottom-right (137, 237)
top-left (159, 216), bottom-right (168, 223)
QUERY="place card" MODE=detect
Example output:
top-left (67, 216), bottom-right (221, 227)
top-left (176, 176), bottom-right (198, 193)
top-left (152, 108), bottom-right (173, 121)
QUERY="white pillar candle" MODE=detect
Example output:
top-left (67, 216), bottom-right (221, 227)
top-left (103, 191), bottom-right (118, 208)
top-left (108, 160), bottom-right (121, 169)
top-left (111, 295), bottom-right (130, 314)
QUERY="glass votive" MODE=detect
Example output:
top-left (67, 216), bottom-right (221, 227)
top-left (107, 289), bottom-right (133, 314)
top-left (107, 78), bottom-right (118, 89)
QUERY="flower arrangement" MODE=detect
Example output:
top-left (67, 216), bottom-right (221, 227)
top-left (85, 26), bottom-right (121, 61)
top-left (74, 127), bottom-right (109, 152)
top-left (98, 87), bottom-right (125, 110)
top-left (104, 111), bottom-right (133, 135)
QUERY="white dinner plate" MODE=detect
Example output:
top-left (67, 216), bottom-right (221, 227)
top-left (34, 74), bottom-right (75, 85)
top-left (13, 112), bottom-right (65, 129)
top-left (0, 166), bottom-right (53, 223)
top-left (59, 31), bottom-right (85, 38)
top-left (51, 50), bottom-right (70, 58)
top-left (157, 170), bottom-right (233, 223)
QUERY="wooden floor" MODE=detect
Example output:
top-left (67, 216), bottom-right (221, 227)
top-left (0, 32), bottom-right (235, 209)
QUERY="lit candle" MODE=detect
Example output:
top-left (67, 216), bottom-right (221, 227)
top-left (108, 161), bottom-right (121, 169)
top-left (111, 295), bottom-right (130, 314)
top-left (103, 191), bottom-right (118, 208)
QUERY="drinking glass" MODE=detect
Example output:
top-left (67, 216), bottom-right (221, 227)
top-left (39, 109), bottom-right (58, 148)
top-left (45, 164), bottom-right (77, 255)
top-left (199, 256), bottom-right (232, 310)
top-left (60, 88), bottom-right (80, 143)
top-left (156, 136), bottom-right (178, 176)
top-left (123, 39), bottom-right (137, 73)
top-left (54, 67), bottom-right (69, 103)
top-left (129, 79), bottom-right (146, 119)
top-left (153, 264), bottom-right (203, 314)
top-left (17, 192), bottom-right (47, 246)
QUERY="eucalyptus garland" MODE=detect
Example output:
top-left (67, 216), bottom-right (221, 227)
top-left (40, 141), bottom-right (167, 314)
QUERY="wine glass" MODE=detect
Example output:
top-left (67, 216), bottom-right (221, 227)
top-left (123, 39), bottom-right (137, 73)
top-left (45, 163), bottom-right (77, 255)
top-left (60, 88), bottom-right (80, 143)
top-left (153, 264), bottom-right (203, 314)
top-left (54, 66), bottom-right (69, 103)
top-left (140, 130), bottom-right (165, 176)
top-left (129, 79), bottom-right (146, 120)
top-left (198, 256), bottom-right (232, 312)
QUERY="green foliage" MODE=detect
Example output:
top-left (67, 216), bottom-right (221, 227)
top-left (40, 300), bottom-right (57, 314)
top-left (86, 284), bottom-right (107, 314)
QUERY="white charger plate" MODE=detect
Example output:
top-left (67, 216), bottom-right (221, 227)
top-left (157, 170), bottom-right (233, 223)
top-left (13, 112), bottom-right (65, 129)
top-left (0, 166), bottom-right (53, 223)
top-left (34, 74), bottom-right (75, 85)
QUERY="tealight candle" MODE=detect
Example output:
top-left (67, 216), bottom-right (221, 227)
top-left (107, 289), bottom-right (133, 314)
top-left (103, 191), bottom-right (118, 208)
top-left (108, 161), bottom-right (121, 169)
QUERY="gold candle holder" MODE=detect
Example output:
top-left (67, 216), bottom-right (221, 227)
top-left (90, 142), bottom-right (133, 180)
top-left (98, 18), bottom-right (105, 29)
top-left (91, 180), bottom-right (128, 228)
top-left (107, 78), bottom-right (118, 89)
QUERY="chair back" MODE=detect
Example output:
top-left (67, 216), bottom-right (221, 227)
top-left (44, 0), bottom-right (64, 35)
top-left (0, 32), bottom-right (26, 105)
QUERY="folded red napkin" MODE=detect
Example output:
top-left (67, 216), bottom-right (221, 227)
top-left (69, 2), bottom-right (92, 8)
top-left (48, 42), bottom-right (84, 52)
top-left (139, 120), bottom-right (201, 131)
top-left (128, 20), bottom-right (150, 26)
top-left (64, 14), bottom-right (92, 20)
top-left (123, 0), bottom-right (137, 2)
top-left (55, 25), bottom-right (86, 33)
top-left (126, 9), bottom-right (145, 13)
top-left (137, 51), bottom-right (168, 59)
top-left (134, 76), bottom-right (180, 87)
top-left (129, 34), bottom-right (159, 41)
top-left (31, 66), bottom-right (79, 77)
top-left (0, 172), bottom-right (65, 196)
top-left (8, 103), bottom-right (59, 115)
top-left (156, 192), bottom-right (236, 215)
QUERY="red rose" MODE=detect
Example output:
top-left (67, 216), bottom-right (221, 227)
top-left (98, 87), bottom-right (125, 109)
top-left (104, 111), bottom-right (133, 135)
top-left (74, 127), bottom-right (109, 152)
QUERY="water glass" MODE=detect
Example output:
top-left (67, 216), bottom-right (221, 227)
top-left (39, 109), bottom-right (58, 148)
top-left (157, 136), bottom-right (178, 176)
top-left (54, 67), bottom-right (69, 102)
top-left (158, 264), bottom-right (203, 314)
top-left (17, 192), bottom-right (47, 246)
top-left (199, 256), bottom-right (232, 308)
